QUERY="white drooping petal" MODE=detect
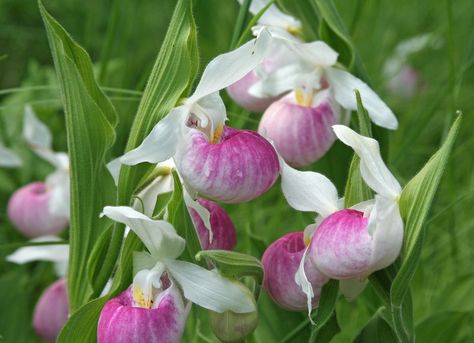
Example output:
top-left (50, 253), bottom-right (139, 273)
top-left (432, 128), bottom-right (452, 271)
top-left (132, 262), bottom-right (166, 308)
top-left (368, 195), bottom-right (404, 272)
top-left (165, 259), bottom-right (256, 314)
top-left (46, 169), bottom-right (70, 218)
top-left (23, 105), bottom-right (52, 150)
top-left (101, 206), bottom-right (185, 260)
top-left (188, 28), bottom-right (272, 102)
top-left (294, 246), bottom-right (315, 323)
top-left (0, 144), bottom-right (22, 167)
top-left (183, 189), bottom-right (213, 243)
top-left (106, 157), bottom-right (122, 186)
top-left (6, 236), bottom-right (69, 264)
top-left (120, 107), bottom-right (186, 165)
top-left (240, 0), bottom-right (301, 30)
top-left (326, 68), bottom-right (398, 130)
top-left (280, 158), bottom-right (339, 217)
top-left (333, 125), bottom-right (401, 198)
top-left (248, 62), bottom-right (306, 98)
top-left (287, 41), bottom-right (338, 67)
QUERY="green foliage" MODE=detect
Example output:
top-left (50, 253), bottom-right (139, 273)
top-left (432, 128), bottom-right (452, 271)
top-left (39, 0), bottom-right (118, 312)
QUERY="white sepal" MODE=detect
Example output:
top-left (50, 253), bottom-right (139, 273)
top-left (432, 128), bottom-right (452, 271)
top-left (242, 0), bottom-right (301, 30)
top-left (332, 125), bottom-right (401, 199)
top-left (0, 144), bottom-right (22, 167)
top-left (23, 105), bottom-right (52, 151)
top-left (183, 189), bottom-right (213, 243)
top-left (248, 62), bottom-right (305, 98)
top-left (46, 169), bottom-right (70, 218)
top-left (120, 107), bottom-right (186, 165)
top-left (165, 259), bottom-right (256, 314)
top-left (101, 206), bottom-right (185, 260)
top-left (294, 246), bottom-right (315, 324)
top-left (280, 158), bottom-right (339, 217)
top-left (106, 157), bottom-right (122, 186)
top-left (326, 68), bottom-right (398, 130)
top-left (286, 41), bottom-right (338, 67)
top-left (189, 28), bottom-right (272, 102)
top-left (339, 278), bottom-right (367, 301)
top-left (6, 236), bottom-right (69, 278)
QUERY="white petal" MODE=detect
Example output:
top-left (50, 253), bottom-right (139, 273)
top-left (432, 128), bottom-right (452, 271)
top-left (106, 157), bottom-right (122, 186)
top-left (188, 28), bottom-right (272, 102)
top-left (165, 259), bottom-right (256, 313)
top-left (280, 158), bottom-right (339, 217)
top-left (7, 236), bottom-right (69, 264)
top-left (120, 107), bottom-right (186, 165)
top-left (23, 105), bottom-right (52, 150)
top-left (248, 62), bottom-right (305, 98)
top-left (294, 246), bottom-right (315, 323)
top-left (339, 278), bottom-right (367, 301)
top-left (0, 144), bottom-right (22, 167)
top-left (287, 41), bottom-right (338, 67)
top-left (326, 68), bottom-right (398, 130)
top-left (46, 169), bottom-right (70, 218)
top-left (101, 206), bottom-right (185, 259)
top-left (369, 196), bottom-right (404, 272)
top-left (333, 125), bottom-right (401, 198)
top-left (183, 188), bottom-right (213, 243)
top-left (241, 0), bottom-right (301, 30)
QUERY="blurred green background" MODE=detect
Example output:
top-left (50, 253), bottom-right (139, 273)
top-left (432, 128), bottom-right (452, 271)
top-left (1, 0), bottom-right (473, 342)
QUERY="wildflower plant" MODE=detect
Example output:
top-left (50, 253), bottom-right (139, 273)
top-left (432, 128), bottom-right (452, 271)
top-left (0, 0), bottom-right (470, 342)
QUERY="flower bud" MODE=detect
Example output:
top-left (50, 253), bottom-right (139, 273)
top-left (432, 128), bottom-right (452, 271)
top-left (98, 282), bottom-right (189, 343)
top-left (209, 304), bottom-right (258, 343)
top-left (258, 90), bottom-right (341, 167)
top-left (226, 59), bottom-right (280, 112)
top-left (175, 126), bottom-right (280, 203)
top-left (33, 279), bottom-right (69, 343)
top-left (189, 198), bottom-right (237, 250)
top-left (262, 232), bottom-right (329, 311)
top-left (387, 65), bottom-right (420, 99)
top-left (309, 209), bottom-right (371, 279)
top-left (7, 182), bottom-right (69, 237)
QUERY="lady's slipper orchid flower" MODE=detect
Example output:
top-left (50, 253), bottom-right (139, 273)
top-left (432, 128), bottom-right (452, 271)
top-left (0, 144), bottom-right (22, 167)
top-left (98, 282), bottom-right (189, 343)
top-left (227, 0), bottom-right (301, 112)
top-left (8, 106), bottom-right (70, 237)
top-left (262, 231), bottom-right (328, 311)
top-left (253, 36), bottom-right (397, 166)
top-left (7, 237), bottom-right (69, 342)
top-left (101, 206), bottom-right (256, 315)
top-left (280, 125), bottom-right (403, 312)
top-left (121, 29), bottom-right (280, 203)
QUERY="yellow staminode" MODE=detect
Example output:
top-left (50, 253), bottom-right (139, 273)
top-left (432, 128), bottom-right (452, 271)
top-left (133, 286), bottom-right (150, 309)
top-left (211, 124), bottom-right (224, 144)
top-left (295, 87), bottom-right (313, 107)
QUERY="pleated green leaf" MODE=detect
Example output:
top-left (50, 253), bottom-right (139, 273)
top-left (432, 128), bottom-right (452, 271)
top-left (39, 0), bottom-right (118, 313)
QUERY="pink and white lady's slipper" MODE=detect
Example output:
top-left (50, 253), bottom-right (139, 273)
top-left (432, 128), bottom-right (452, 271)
top-left (0, 144), bottom-right (22, 167)
top-left (7, 236), bottom-right (70, 342)
top-left (8, 106), bottom-right (70, 237)
top-left (227, 0), bottom-right (301, 112)
top-left (280, 125), bottom-right (403, 310)
top-left (121, 29), bottom-right (279, 203)
top-left (253, 36), bottom-right (397, 166)
top-left (262, 231), bottom-right (328, 311)
top-left (99, 206), bottom-right (256, 343)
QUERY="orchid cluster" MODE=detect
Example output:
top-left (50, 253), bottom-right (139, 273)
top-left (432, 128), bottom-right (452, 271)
top-left (1, 0), bottom-right (463, 342)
